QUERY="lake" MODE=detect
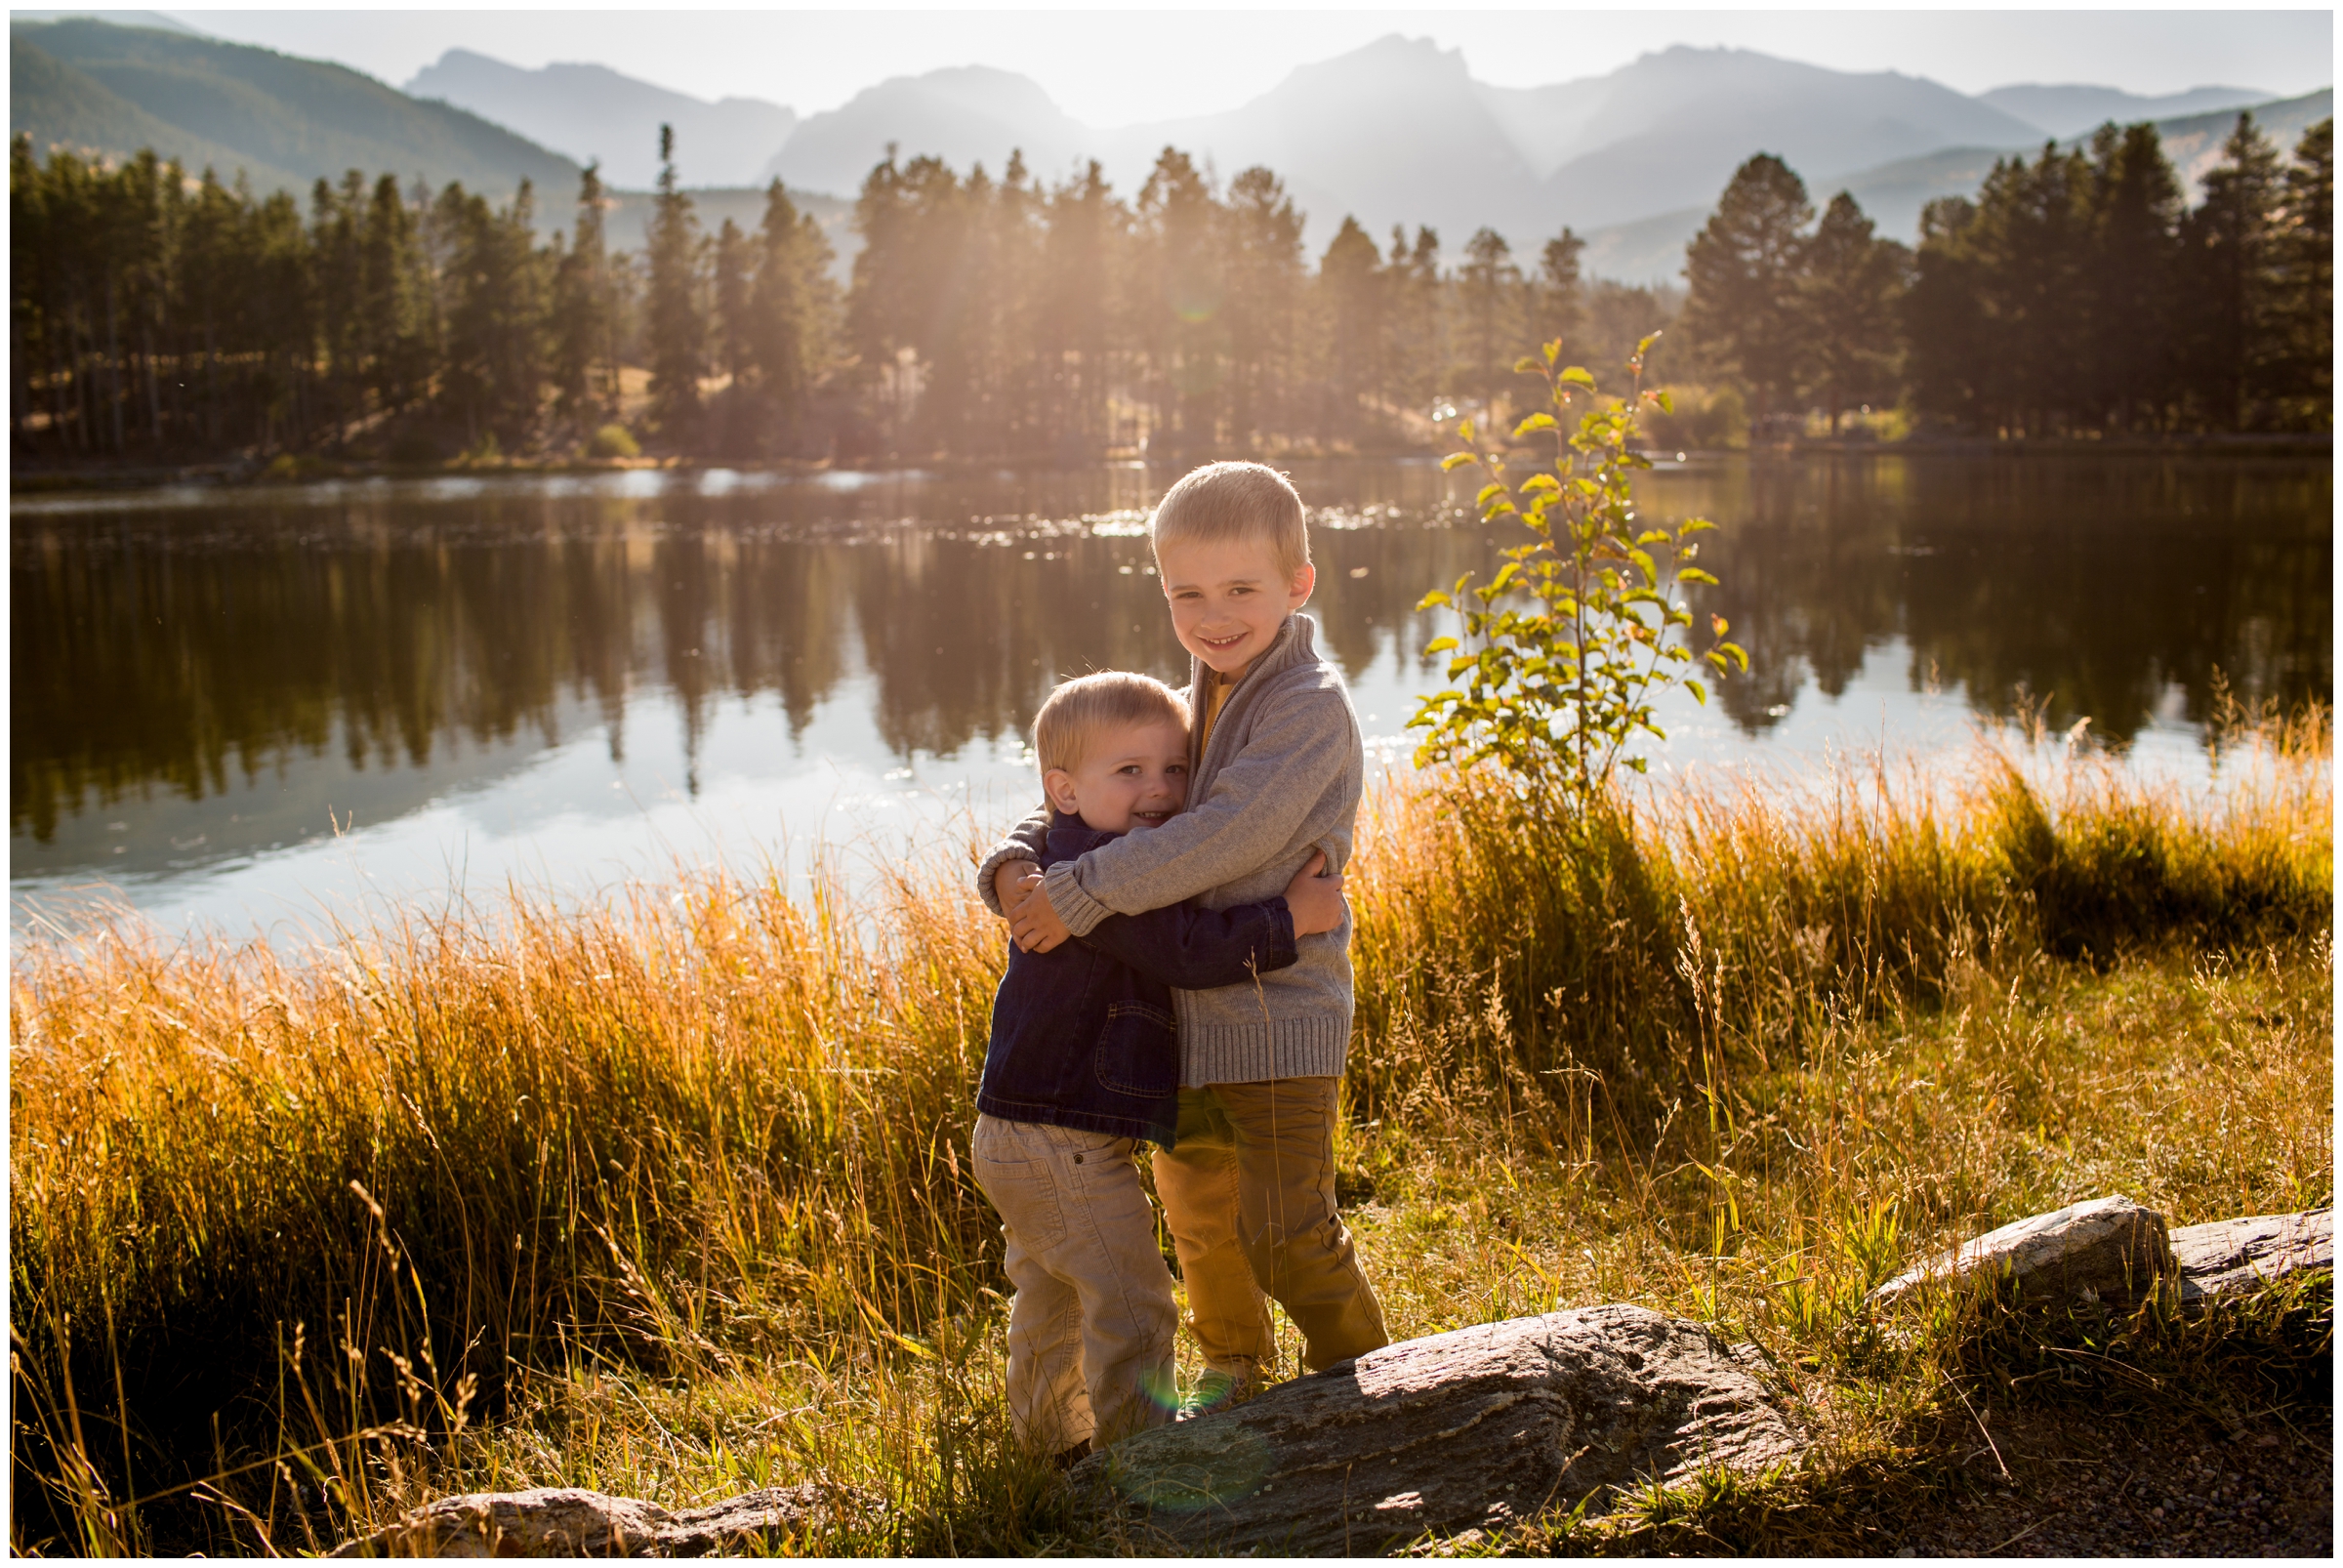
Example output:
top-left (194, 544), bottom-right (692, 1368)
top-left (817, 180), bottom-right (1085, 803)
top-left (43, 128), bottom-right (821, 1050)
top-left (11, 453), bottom-right (2330, 940)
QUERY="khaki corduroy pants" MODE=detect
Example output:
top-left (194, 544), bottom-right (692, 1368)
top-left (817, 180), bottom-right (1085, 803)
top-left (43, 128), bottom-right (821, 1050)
top-left (971, 1115), bottom-right (1180, 1453)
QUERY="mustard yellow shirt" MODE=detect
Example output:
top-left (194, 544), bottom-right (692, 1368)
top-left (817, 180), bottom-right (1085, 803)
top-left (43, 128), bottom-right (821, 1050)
top-left (1195, 667), bottom-right (1236, 761)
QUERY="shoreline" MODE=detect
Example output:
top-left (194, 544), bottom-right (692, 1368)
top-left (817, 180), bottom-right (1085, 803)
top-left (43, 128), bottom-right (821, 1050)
top-left (10, 432), bottom-right (2334, 499)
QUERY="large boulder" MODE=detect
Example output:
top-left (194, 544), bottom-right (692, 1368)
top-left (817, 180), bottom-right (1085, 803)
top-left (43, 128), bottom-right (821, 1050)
top-left (328, 1482), bottom-right (845, 1557)
top-left (1074, 1302), bottom-right (1806, 1556)
top-left (1868, 1195), bottom-right (2171, 1307)
top-left (2172, 1205), bottom-right (2333, 1304)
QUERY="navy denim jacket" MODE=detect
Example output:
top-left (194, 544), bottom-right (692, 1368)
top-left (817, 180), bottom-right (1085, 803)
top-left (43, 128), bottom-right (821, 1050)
top-left (976, 812), bottom-right (1298, 1145)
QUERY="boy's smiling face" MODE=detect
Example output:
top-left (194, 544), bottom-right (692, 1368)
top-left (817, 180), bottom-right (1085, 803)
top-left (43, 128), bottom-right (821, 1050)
top-left (1042, 719), bottom-right (1191, 834)
top-left (1157, 538), bottom-right (1316, 678)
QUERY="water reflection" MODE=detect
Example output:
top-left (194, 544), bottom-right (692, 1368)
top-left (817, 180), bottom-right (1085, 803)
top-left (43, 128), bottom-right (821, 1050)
top-left (1683, 458), bottom-right (2331, 742)
top-left (11, 454), bottom-right (2328, 905)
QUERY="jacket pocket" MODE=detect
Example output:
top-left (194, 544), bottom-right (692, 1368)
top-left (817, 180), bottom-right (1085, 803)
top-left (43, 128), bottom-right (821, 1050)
top-left (1094, 1001), bottom-right (1178, 1097)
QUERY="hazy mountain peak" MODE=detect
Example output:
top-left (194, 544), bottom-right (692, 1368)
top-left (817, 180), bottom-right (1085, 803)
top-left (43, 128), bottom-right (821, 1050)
top-left (765, 62), bottom-right (1088, 195)
top-left (406, 47), bottom-right (793, 186)
top-left (1293, 31), bottom-right (1470, 82)
top-left (880, 62), bottom-right (1073, 117)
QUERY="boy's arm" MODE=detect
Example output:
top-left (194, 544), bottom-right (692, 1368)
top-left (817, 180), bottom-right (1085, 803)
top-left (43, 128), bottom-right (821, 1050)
top-left (1041, 684), bottom-right (1353, 938)
top-left (974, 808), bottom-right (1051, 917)
top-left (1079, 896), bottom-right (1299, 992)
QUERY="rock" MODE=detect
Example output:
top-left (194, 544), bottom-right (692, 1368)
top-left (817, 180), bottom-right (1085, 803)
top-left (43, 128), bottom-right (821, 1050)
top-left (1073, 1302), bottom-right (1806, 1556)
top-left (328, 1481), bottom-right (844, 1557)
top-left (1868, 1195), bottom-right (2172, 1307)
top-left (2171, 1206), bottom-right (2333, 1305)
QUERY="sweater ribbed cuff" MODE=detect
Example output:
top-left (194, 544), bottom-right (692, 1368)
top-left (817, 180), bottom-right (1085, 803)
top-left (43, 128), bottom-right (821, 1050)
top-left (1178, 1013), bottom-right (1351, 1089)
top-left (1042, 860), bottom-right (1115, 938)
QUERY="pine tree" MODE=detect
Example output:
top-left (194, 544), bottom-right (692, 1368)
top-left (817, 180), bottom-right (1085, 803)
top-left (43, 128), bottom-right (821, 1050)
top-left (2081, 123), bottom-right (2183, 432)
top-left (1535, 227), bottom-right (1584, 353)
top-left (1134, 147), bottom-right (1222, 455)
top-left (359, 173), bottom-right (432, 414)
top-left (711, 217), bottom-right (750, 452)
top-left (2179, 113), bottom-right (2286, 431)
top-left (1385, 225), bottom-right (1444, 419)
top-left (1033, 160), bottom-right (1124, 456)
top-left (1317, 215), bottom-right (1384, 444)
top-left (991, 149), bottom-right (1050, 458)
top-left (434, 180), bottom-right (548, 445)
top-left (1684, 154), bottom-right (1814, 425)
top-left (177, 168), bottom-right (244, 446)
top-left (1458, 227), bottom-right (1521, 421)
top-left (742, 179), bottom-right (835, 457)
top-left (550, 162), bottom-right (614, 421)
top-left (250, 186), bottom-right (313, 450)
top-left (1800, 192), bottom-right (1906, 433)
top-left (311, 171), bottom-right (367, 441)
top-left (1906, 196), bottom-right (1987, 429)
top-left (1223, 165), bottom-right (1304, 450)
top-left (2269, 118), bottom-right (2333, 428)
top-left (845, 149), bottom-right (977, 456)
top-left (645, 124), bottom-right (706, 444)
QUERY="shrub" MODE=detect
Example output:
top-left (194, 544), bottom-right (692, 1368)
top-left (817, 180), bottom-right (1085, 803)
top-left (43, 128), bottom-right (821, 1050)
top-left (1412, 337), bottom-right (1747, 805)
top-left (1642, 383), bottom-right (1748, 451)
top-left (588, 423), bottom-right (641, 460)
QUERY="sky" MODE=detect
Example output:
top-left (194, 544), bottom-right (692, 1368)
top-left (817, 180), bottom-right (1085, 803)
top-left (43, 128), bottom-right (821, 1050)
top-left (118, 7), bottom-right (2343, 126)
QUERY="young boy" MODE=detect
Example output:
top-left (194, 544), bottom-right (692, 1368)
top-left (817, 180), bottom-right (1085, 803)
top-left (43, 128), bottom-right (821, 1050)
top-left (981, 462), bottom-right (1389, 1420)
top-left (972, 670), bottom-right (1347, 1465)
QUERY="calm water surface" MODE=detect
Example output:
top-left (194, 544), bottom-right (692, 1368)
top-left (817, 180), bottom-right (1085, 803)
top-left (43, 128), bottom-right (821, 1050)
top-left (11, 455), bottom-right (2329, 938)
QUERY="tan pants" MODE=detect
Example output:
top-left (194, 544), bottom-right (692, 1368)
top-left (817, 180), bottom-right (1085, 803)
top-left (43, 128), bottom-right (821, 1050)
top-left (970, 1114), bottom-right (1179, 1454)
top-left (1151, 1078), bottom-right (1389, 1377)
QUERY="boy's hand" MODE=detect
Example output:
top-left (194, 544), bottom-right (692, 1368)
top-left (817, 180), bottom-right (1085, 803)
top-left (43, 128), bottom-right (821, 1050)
top-left (1007, 881), bottom-right (1072, 953)
top-left (993, 859), bottom-right (1042, 917)
top-left (997, 861), bottom-right (1071, 953)
top-left (1282, 849), bottom-right (1347, 937)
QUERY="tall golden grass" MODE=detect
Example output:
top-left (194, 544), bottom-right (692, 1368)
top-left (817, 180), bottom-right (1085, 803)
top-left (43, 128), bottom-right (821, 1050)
top-left (9, 711), bottom-right (2330, 1553)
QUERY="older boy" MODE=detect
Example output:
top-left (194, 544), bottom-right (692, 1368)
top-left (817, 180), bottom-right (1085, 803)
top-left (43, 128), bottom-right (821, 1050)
top-left (981, 462), bottom-right (1389, 1417)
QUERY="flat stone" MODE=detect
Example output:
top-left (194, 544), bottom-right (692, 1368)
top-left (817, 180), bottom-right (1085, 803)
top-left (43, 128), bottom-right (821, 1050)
top-left (1075, 1302), bottom-right (1806, 1556)
top-left (1869, 1196), bottom-right (2171, 1307)
top-left (2172, 1206), bottom-right (2333, 1304)
top-left (329, 1481), bottom-right (843, 1557)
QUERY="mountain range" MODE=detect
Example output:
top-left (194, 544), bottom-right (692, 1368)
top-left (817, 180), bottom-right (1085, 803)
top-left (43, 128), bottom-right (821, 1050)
top-left (11, 18), bottom-right (2325, 287)
top-left (406, 31), bottom-right (2318, 276)
top-left (732, 38), bottom-right (2059, 242)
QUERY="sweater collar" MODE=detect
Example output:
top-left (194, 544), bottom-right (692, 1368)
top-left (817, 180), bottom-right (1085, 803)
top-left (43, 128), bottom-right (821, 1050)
top-left (1191, 611), bottom-right (1318, 701)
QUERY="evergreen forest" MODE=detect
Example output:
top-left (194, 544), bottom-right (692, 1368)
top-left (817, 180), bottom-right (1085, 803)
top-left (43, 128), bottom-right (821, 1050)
top-left (9, 110), bottom-right (2331, 469)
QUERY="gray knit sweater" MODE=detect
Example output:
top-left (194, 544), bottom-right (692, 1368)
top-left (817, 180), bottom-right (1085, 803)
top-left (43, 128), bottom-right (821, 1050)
top-left (976, 613), bottom-right (1362, 1087)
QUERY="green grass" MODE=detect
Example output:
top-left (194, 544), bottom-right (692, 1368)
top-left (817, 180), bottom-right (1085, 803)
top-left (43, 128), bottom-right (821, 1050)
top-left (9, 712), bottom-right (2330, 1554)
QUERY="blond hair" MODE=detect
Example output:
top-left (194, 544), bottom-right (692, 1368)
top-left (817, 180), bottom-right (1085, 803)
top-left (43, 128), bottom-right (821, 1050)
top-left (1032, 671), bottom-right (1190, 775)
top-left (1148, 462), bottom-right (1310, 582)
